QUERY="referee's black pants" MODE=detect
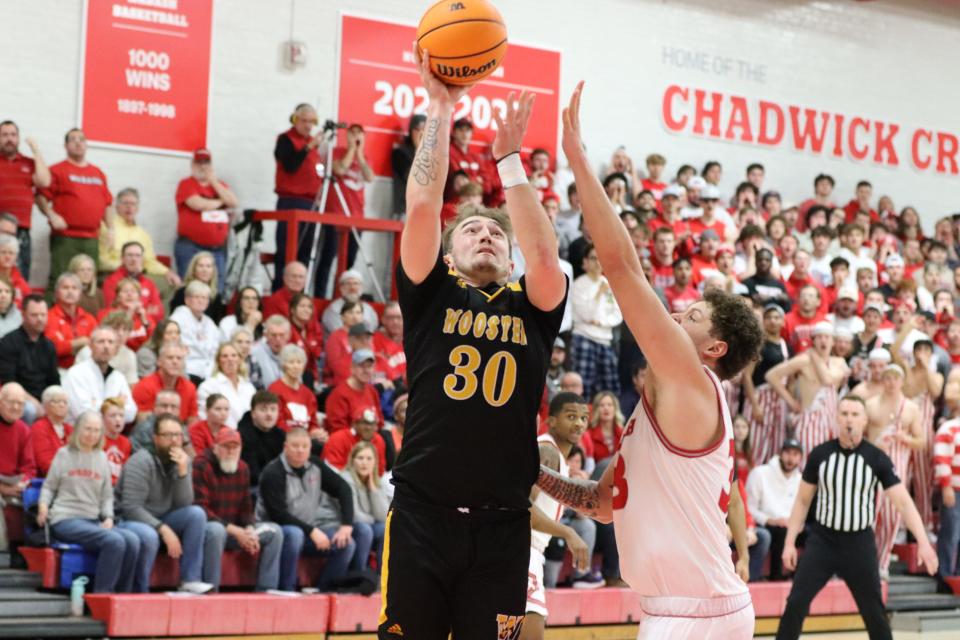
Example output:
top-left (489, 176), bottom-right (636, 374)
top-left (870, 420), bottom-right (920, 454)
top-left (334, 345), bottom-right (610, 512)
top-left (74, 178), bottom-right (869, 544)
top-left (776, 526), bottom-right (890, 640)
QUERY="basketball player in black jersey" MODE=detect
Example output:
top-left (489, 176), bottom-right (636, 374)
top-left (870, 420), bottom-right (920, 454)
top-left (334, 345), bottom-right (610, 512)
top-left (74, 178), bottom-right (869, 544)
top-left (376, 49), bottom-right (567, 640)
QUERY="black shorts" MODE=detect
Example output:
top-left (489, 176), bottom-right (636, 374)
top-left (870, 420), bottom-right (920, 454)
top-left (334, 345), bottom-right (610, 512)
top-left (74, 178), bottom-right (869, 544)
top-left (378, 493), bottom-right (531, 640)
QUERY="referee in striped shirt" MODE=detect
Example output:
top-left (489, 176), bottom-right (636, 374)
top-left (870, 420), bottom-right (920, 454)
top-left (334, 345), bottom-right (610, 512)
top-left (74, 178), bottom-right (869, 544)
top-left (776, 395), bottom-right (938, 640)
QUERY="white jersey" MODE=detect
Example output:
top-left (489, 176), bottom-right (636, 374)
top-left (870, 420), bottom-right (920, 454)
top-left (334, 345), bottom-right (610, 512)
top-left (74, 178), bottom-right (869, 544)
top-left (531, 433), bottom-right (568, 553)
top-left (613, 367), bottom-right (749, 605)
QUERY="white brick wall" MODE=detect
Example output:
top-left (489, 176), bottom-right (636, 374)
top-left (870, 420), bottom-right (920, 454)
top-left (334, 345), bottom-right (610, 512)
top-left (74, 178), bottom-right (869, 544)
top-left (3, 0), bottom-right (958, 289)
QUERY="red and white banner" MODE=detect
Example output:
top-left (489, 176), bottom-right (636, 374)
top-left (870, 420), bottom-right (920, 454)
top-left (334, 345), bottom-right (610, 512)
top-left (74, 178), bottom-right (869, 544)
top-left (79, 0), bottom-right (214, 155)
top-left (336, 13), bottom-right (562, 177)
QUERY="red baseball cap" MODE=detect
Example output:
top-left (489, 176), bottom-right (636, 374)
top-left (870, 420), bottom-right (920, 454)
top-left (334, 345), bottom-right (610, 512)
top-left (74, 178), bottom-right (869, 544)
top-left (193, 148), bottom-right (212, 163)
top-left (215, 429), bottom-right (241, 446)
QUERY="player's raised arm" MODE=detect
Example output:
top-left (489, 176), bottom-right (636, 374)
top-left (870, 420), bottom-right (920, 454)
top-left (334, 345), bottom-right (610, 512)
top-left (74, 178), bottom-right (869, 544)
top-left (492, 92), bottom-right (566, 311)
top-left (561, 84), bottom-right (715, 421)
top-left (536, 452), bottom-right (617, 524)
top-left (401, 46), bottom-right (473, 284)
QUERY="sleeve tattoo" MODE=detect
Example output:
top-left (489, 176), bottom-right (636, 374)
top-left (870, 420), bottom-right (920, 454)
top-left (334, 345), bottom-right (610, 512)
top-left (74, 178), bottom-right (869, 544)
top-left (537, 465), bottom-right (603, 519)
top-left (411, 117), bottom-right (441, 186)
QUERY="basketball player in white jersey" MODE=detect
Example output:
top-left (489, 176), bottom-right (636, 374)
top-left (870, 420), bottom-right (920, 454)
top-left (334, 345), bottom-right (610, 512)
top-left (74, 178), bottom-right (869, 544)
top-left (535, 84), bottom-right (764, 639)
top-left (522, 392), bottom-right (591, 640)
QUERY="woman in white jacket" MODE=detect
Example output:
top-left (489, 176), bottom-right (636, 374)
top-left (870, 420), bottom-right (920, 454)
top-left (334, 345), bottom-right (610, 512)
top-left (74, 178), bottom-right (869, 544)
top-left (570, 243), bottom-right (623, 398)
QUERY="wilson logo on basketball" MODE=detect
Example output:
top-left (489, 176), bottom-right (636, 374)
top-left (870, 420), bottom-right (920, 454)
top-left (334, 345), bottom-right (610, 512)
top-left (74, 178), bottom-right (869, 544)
top-left (436, 59), bottom-right (498, 80)
top-left (449, 2), bottom-right (466, 9)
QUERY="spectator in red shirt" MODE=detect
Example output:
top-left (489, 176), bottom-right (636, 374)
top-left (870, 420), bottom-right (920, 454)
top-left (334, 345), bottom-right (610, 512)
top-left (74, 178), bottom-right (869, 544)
top-left (0, 120), bottom-right (50, 280)
top-left (843, 180), bottom-right (878, 224)
top-left (782, 284), bottom-right (827, 353)
top-left (691, 229), bottom-right (721, 287)
top-left (322, 407), bottom-right (387, 473)
top-left (0, 236), bottom-right (29, 306)
top-left (649, 227), bottom-right (677, 290)
top-left (797, 173), bottom-right (836, 232)
top-left (448, 118), bottom-right (492, 204)
top-left (188, 393), bottom-right (230, 459)
top-left (132, 343), bottom-right (197, 425)
top-left (0, 383), bottom-right (35, 509)
top-left (581, 391), bottom-right (623, 467)
top-left (36, 128), bottom-right (115, 290)
top-left (100, 397), bottom-right (131, 485)
top-left (440, 180), bottom-right (483, 227)
top-left (102, 241), bottom-right (164, 325)
top-left (784, 250), bottom-right (827, 311)
top-left (261, 261), bottom-right (306, 322)
top-left (45, 272), bottom-right (97, 369)
top-left (268, 344), bottom-right (321, 435)
top-left (272, 104), bottom-right (323, 290)
top-left (28, 386), bottom-right (72, 477)
top-left (99, 277), bottom-right (153, 352)
top-left (288, 293), bottom-right (323, 386)
top-left (174, 149), bottom-right (238, 291)
top-left (324, 349), bottom-right (384, 434)
top-left (315, 124), bottom-right (374, 297)
top-left (639, 153), bottom-right (667, 202)
top-left (373, 301), bottom-right (406, 383)
top-left (324, 302), bottom-right (367, 386)
top-left (664, 258), bottom-right (699, 313)
top-left (528, 148), bottom-right (555, 201)
top-left (690, 185), bottom-right (728, 244)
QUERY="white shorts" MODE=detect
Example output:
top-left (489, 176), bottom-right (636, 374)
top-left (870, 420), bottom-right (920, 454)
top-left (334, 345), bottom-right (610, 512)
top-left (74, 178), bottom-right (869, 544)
top-left (637, 594), bottom-right (754, 640)
top-left (525, 547), bottom-right (548, 617)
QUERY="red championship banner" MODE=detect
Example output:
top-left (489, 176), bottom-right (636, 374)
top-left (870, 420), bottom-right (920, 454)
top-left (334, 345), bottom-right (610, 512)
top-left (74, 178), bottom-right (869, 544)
top-left (336, 13), bottom-right (561, 177)
top-left (79, 0), bottom-right (214, 155)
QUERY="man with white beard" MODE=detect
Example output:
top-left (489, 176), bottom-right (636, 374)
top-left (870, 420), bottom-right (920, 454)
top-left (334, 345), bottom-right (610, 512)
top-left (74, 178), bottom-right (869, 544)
top-left (193, 429), bottom-right (283, 591)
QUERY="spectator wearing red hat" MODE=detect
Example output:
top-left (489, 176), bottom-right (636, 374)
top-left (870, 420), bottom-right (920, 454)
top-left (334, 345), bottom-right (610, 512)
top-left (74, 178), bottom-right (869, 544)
top-left (36, 128), bottom-right (115, 290)
top-left (45, 272), bottom-right (97, 370)
top-left (528, 148), bottom-right (555, 202)
top-left (324, 349), bottom-right (384, 434)
top-left (664, 258), bottom-right (699, 313)
top-left (314, 124), bottom-right (374, 298)
top-left (189, 393), bottom-right (230, 457)
top-left (102, 241), bottom-right (164, 326)
top-left (782, 284), bottom-right (827, 353)
top-left (174, 148), bottom-right (238, 289)
top-left (194, 426), bottom-right (284, 592)
top-left (0, 120), bottom-right (50, 280)
top-left (272, 104), bottom-right (323, 290)
top-left (321, 407), bottom-right (387, 473)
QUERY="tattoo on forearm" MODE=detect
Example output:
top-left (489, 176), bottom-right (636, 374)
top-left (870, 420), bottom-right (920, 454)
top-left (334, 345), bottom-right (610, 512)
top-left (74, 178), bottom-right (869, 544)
top-left (411, 117), bottom-right (441, 186)
top-left (537, 465), bottom-right (603, 518)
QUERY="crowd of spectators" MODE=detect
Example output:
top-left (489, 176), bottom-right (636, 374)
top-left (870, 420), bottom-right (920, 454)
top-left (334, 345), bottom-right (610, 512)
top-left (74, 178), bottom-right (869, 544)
top-left (1, 105), bottom-right (959, 598)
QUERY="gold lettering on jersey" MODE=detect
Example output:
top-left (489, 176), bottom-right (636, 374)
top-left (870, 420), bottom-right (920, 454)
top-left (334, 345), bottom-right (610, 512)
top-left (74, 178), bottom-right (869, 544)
top-left (441, 308), bottom-right (527, 346)
top-left (457, 310), bottom-right (474, 335)
top-left (472, 312), bottom-right (487, 339)
top-left (443, 308), bottom-right (464, 334)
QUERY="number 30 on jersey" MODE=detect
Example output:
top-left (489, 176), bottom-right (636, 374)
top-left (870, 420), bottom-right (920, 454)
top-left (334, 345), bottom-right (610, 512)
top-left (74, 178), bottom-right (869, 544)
top-left (443, 345), bottom-right (518, 407)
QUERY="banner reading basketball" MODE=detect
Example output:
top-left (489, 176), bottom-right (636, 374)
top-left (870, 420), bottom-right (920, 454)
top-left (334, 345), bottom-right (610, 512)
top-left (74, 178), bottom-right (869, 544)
top-left (79, 0), bottom-right (214, 154)
top-left (337, 13), bottom-right (561, 177)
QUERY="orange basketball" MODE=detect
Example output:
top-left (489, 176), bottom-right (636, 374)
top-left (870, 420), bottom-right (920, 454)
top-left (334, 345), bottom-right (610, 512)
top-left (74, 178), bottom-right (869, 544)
top-left (416, 0), bottom-right (508, 86)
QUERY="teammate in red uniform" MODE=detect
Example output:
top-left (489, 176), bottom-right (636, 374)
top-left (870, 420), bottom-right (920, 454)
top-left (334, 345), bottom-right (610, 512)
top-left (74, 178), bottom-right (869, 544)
top-left (537, 83), bottom-right (763, 639)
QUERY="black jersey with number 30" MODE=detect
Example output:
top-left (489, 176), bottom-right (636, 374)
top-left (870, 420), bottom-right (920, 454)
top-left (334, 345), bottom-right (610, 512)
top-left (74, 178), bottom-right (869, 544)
top-left (392, 254), bottom-right (566, 511)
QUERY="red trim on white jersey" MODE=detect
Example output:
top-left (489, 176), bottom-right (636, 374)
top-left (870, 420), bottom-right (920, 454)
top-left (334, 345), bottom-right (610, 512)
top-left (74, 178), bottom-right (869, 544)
top-left (640, 377), bottom-right (726, 458)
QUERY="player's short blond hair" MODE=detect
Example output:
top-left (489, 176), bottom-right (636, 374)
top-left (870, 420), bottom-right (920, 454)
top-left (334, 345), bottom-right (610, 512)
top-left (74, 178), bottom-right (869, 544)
top-left (441, 203), bottom-right (513, 254)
